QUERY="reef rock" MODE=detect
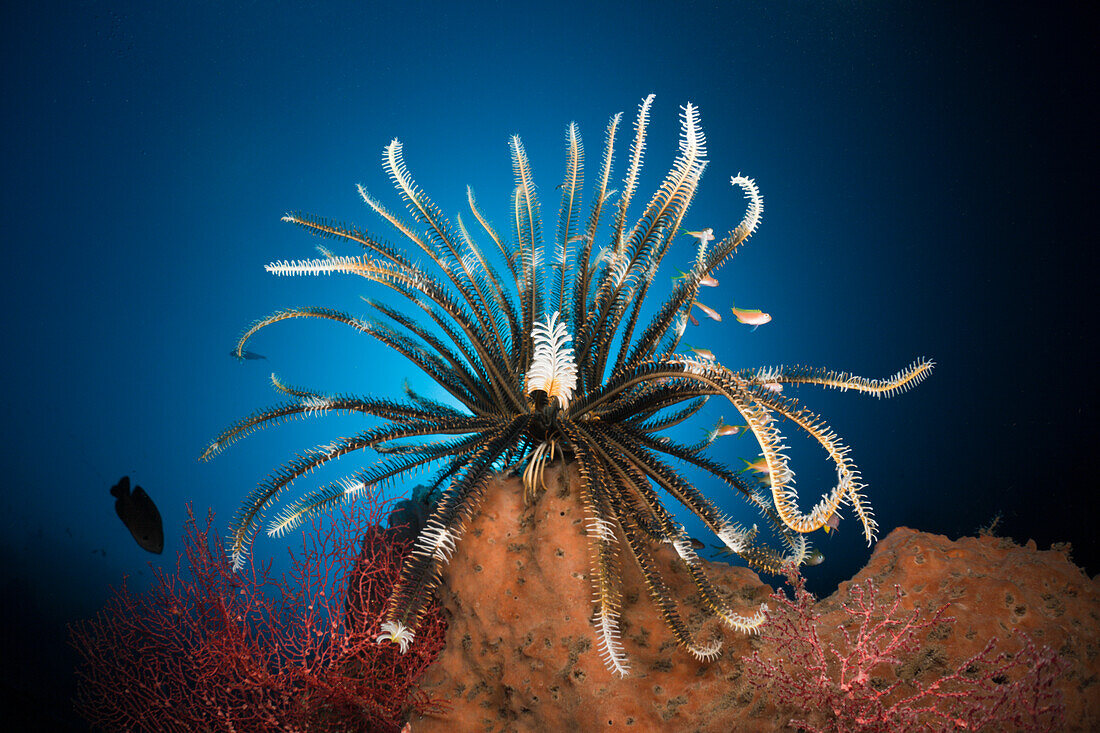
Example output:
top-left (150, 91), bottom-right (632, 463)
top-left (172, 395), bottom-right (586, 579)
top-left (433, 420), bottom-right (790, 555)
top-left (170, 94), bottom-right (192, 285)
top-left (409, 463), bottom-right (1100, 731)
top-left (828, 526), bottom-right (1100, 729)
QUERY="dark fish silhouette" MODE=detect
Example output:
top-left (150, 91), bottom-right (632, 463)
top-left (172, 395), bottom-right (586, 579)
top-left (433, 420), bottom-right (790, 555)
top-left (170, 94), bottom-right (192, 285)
top-left (387, 484), bottom-right (434, 544)
top-left (111, 476), bottom-right (163, 554)
top-left (231, 349), bottom-right (267, 360)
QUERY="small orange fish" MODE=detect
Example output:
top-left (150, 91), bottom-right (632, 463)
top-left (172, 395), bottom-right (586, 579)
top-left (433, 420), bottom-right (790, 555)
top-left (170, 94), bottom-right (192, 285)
top-left (705, 418), bottom-right (745, 442)
top-left (671, 270), bottom-right (719, 287)
top-left (730, 300), bottom-right (771, 330)
top-left (684, 228), bottom-right (715, 246)
top-left (693, 301), bottom-right (722, 322)
top-left (685, 344), bottom-right (716, 361)
top-left (740, 456), bottom-right (769, 474)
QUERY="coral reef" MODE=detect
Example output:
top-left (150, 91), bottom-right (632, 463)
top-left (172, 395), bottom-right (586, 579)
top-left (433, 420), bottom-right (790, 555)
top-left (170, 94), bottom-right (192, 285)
top-left (68, 497), bottom-right (446, 732)
top-left (749, 567), bottom-right (1065, 731)
top-left (811, 527), bottom-right (1100, 731)
top-left (203, 95), bottom-right (932, 673)
top-left (408, 463), bottom-right (1099, 732)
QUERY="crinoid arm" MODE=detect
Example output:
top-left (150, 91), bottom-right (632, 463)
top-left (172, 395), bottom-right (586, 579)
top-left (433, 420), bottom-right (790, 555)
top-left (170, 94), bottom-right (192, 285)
top-left (206, 95), bottom-right (932, 675)
top-left (735, 358), bottom-right (935, 399)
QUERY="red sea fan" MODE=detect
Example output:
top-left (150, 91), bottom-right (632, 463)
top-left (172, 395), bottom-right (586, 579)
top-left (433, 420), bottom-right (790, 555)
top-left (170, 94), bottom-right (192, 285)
top-left (747, 566), bottom-right (1066, 732)
top-left (68, 494), bottom-right (447, 732)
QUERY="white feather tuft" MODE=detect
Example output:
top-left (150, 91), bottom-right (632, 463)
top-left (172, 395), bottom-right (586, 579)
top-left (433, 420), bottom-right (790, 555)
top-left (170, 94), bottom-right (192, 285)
top-left (526, 312), bottom-right (578, 409)
top-left (376, 621), bottom-right (415, 653)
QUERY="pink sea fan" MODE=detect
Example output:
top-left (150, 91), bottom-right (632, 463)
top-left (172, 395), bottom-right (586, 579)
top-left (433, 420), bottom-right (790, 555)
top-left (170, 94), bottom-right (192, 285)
top-left (747, 565), bottom-right (1066, 732)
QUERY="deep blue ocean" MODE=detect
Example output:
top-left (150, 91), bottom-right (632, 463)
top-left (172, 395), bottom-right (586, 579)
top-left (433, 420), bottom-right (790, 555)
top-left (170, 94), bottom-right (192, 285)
top-left (1, 2), bottom-right (1093, 728)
